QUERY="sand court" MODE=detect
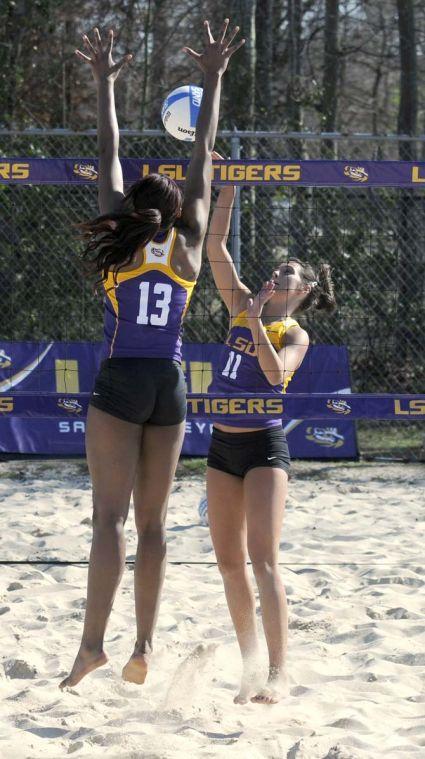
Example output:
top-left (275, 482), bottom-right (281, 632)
top-left (0, 459), bottom-right (424, 758)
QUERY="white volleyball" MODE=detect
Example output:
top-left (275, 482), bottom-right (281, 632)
top-left (198, 496), bottom-right (209, 526)
top-left (161, 85), bottom-right (203, 142)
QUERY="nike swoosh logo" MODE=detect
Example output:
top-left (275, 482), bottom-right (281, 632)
top-left (267, 456), bottom-right (277, 460)
top-left (0, 343), bottom-right (53, 392)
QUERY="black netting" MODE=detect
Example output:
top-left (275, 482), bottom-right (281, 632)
top-left (1, 131), bottom-right (424, 458)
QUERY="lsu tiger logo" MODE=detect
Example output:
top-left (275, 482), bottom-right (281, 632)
top-left (343, 165), bottom-right (368, 183)
top-left (326, 398), bottom-right (352, 415)
top-left (73, 163), bottom-right (98, 181)
top-left (306, 426), bottom-right (345, 448)
top-left (57, 398), bottom-right (83, 415)
top-left (0, 349), bottom-right (12, 369)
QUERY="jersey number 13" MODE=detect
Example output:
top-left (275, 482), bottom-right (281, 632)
top-left (137, 282), bottom-right (172, 327)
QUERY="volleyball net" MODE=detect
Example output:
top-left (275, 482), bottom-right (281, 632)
top-left (0, 130), bottom-right (424, 458)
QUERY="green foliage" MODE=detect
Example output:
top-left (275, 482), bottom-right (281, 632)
top-left (1, 0), bottom-right (423, 132)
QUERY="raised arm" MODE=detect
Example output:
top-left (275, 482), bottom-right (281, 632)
top-left (75, 28), bottom-right (132, 215)
top-left (206, 181), bottom-right (250, 314)
top-left (180, 20), bottom-right (245, 242)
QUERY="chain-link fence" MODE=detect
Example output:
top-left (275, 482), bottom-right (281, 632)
top-left (1, 130), bottom-right (424, 457)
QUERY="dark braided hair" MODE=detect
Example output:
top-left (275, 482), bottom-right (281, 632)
top-left (77, 174), bottom-right (183, 283)
top-left (289, 258), bottom-right (336, 313)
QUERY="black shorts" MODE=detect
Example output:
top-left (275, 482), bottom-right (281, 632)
top-left (207, 426), bottom-right (290, 478)
top-left (89, 357), bottom-right (187, 426)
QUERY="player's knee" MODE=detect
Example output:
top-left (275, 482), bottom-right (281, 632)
top-left (250, 557), bottom-right (277, 579)
top-left (92, 500), bottom-right (127, 530)
top-left (134, 502), bottom-right (167, 536)
top-left (217, 557), bottom-right (246, 579)
top-left (136, 517), bottom-right (166, 544)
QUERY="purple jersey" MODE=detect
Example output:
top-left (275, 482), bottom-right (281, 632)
top-left (209, 311), bottom-right (300, 428)
top-left (102, 228), bottom-right (196, 362)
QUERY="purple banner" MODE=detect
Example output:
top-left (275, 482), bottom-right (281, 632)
top-left (0, 342), bottom-right (358, 458)
top-left (2, 158), bottom-right (425, 187)
top-left (2, 392), bottom-right (423, 421)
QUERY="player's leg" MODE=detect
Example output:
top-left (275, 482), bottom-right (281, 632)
top-left (122, 420), bottom-right (186, 684)
top-left (244, 466), bottom-right (288, 704)
top-left (59, 405), bottom-right (142, 689)
top-left (207, 464), bottom-right (261, 703)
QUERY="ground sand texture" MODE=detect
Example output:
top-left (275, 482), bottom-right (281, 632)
top-left (0, 459), bottom-right (424, 759)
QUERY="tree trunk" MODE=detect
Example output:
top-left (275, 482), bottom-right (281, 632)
top-left (255, 0), bottom-right (273, 129)
top-left (62, 17), bottom-right (75, 128)
top-left (286, 0), bottom-right (302, 138)
top-left (2, 0), bottom-right (27, 126)
top-left (395, 0), bottom-right (422, 366)
top-left (396, 0), bottom-right (417, 161)
top-left (146, 0), bottom-right (168, 128)
top-left (318, 0), bottom-right (339, 261)
top-left (321, 0), bottom-right (339, 156)
top-left (286, 0), bottom-right (307, 261)
top-left (140, 0), bottom-right (153, 129)
top-left (223, 0), bottom-right (256, 129)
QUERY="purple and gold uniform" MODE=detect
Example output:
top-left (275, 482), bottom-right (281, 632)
top-left (209, 310), bottom-right (300, 429)
top-left (90, 228), bottom-right (195, 426)
top-left (102, 228), bottom-right (195, 362)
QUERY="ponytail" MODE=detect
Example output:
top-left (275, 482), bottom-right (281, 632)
top-left (314, 262), bottom-right (337, 313)
top-left (293, 258), bottom-right (337, 313)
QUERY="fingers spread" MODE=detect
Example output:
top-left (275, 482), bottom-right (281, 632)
top-left (107, 29), bottom-right (114, 55)
top-left (75, 49), bottom-right (91, 63)
top-left (182, 46), bottom-right (201, 60)
top-left (93, 27), bottom-right (102, 49)
top-left (219, 18), bottom-right (229, 44)
top-left (204, 20), bottom-right (214, 44)
top-left (111, 53), bottom-right (132, 73)
top-left (226, 38), bottom-right (246, 57)
top-left (82, 34), bottom-right (97, 56)
top-left (224, 25), bottom-right (240, 49)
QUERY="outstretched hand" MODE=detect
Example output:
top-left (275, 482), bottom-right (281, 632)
top-left (75, 28), bottom-right (132, 83)
top-left (183, 19), bottom-right (245, 76)
top-left (247, 280), bottom-right (276, 318)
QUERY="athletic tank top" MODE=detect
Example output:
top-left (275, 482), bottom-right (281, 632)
top-left (209, 311), bottom-right (300, 428)
top-left (102, 228), bottom-right (196, 362)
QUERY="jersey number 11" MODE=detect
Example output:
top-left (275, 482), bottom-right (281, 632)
top-left (222, 350), bottom-right (242, 380)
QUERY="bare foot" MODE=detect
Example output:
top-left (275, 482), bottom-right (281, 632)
top-left (122, 654), bottom-right (149, 684)
top-left (251, 666), bottom-right (288, 705)
top-left (59, 646), bottom-right (107, 690)
top-left (122, 642), bottom-right (151, 685)
top-left (234, 659), bottom-right (262, 705)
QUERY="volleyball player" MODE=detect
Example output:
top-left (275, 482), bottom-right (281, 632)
top-left (206, 175), bottom-right (336, 703)
top-left (59, 22), bottom-right (244, 690)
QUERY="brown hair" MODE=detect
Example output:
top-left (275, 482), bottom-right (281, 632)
top-left (290, 258), bottom-right (337, 313)
top-left (78, 174), bottom-right (183, 282)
